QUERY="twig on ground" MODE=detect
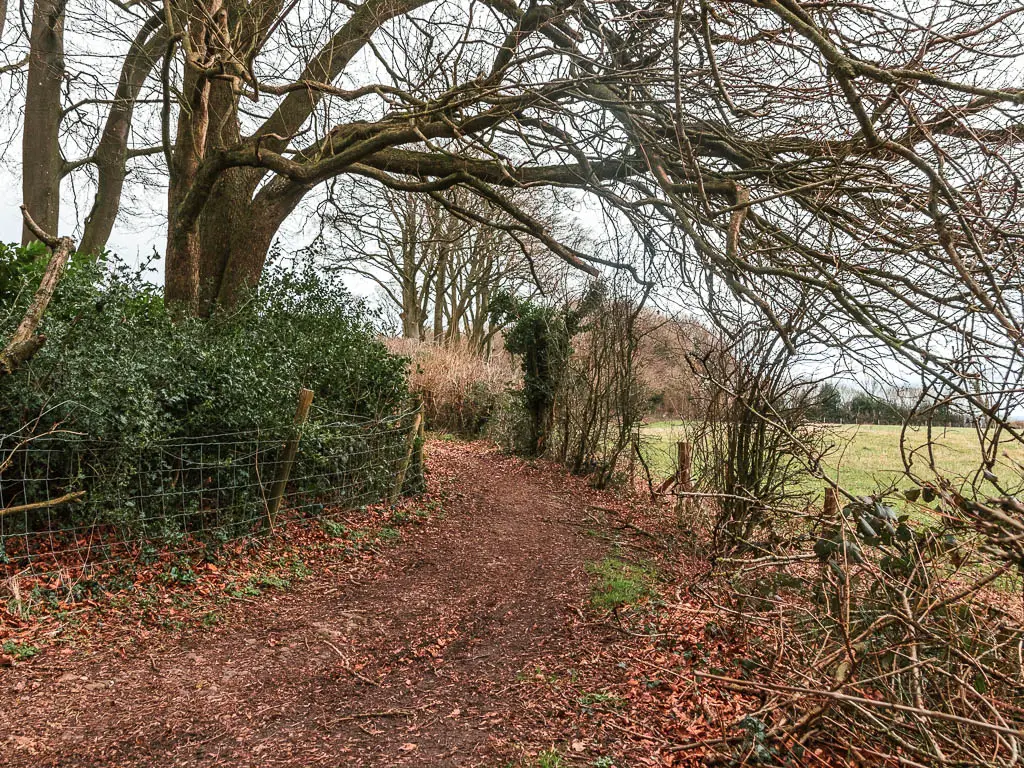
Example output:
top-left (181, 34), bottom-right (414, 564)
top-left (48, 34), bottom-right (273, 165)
top-left (331, 708), bottom-right (416, 724)
top-left (322, 639), bottom-right (380, 687)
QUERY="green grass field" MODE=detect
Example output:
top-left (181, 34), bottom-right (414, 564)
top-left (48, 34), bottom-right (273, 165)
top-left (641, 421), bottom-right (1024, 499)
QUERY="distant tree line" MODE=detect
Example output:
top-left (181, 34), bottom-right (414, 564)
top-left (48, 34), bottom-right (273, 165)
top-left (809, 383), bottom-right (972, 427)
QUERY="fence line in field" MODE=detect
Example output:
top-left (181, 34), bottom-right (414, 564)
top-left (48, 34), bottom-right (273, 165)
top-left (0, 394), bottom-right (424, 578)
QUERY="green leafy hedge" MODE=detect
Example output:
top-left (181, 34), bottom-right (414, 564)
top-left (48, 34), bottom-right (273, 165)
top-left (0, 246), bottom-right (408, 439)
top-left (0, 244), bottom-right (416, 543)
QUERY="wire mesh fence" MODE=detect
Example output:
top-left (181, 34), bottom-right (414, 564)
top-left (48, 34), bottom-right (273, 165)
top-left (0, 402), bottom-right (424, 579)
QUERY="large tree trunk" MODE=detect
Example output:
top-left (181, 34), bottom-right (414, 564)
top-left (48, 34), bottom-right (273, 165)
top-left (166, 156), bottom-right (300, 316)
top-left (165, 51), bottom-right (212, 312)
top-left (194, 76), bottom-right (257, 315)
top-left (196, 170), bottom-right (257, 313)
top-left (167, 45), bottom-right (286, 316)
top-left (212, 179), bottom-right (308, 309)
top-left (210, 210), bottom-right (279, 308)
top-left (21, 0), bottom-right (64, 246)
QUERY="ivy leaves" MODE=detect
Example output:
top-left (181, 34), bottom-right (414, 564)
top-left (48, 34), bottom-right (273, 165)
top-left (814, 497), bottom-right (915, 570)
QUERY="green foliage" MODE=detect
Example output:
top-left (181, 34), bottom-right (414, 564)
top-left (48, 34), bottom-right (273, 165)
top-left (0, 245), bottom-right (416, 540)
top-left (814, 496), bottom-right (916, 575)
top-left (254, 573), bottom-right (290, 590)
top-left (2, 641), bottom-right (40, 660)
top-left (0, 240), bottom-right (48, 305)
top-left (320, 519), bottom-right (349, 538)
top-left (161, 563), bottom-right (198, 586)
top-left (811, 383), bottom-right (844, 423)
top-left (495, 283), bottom-right (603, 456)
top-left (737, 715), bottom-right (776, 764)
top-left (1, 247), bottom-right (407, 440)
top-left (587, 557), bottom-right (655, 612)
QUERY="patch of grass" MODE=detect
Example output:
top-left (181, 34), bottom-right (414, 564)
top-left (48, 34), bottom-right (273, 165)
top-left (2, 641), bottom-right (40, 660)
top-left (587, 557), bottom-right (655, 612)
top-left (376, 526), bottom-right (401, 544)
top-left (536, 749), bottom-right (565, 768)
top-left (641, 421), bottom-right (1024, 499)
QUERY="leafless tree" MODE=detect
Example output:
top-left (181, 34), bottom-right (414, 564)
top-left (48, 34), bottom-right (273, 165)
top-left (316, 180), bottom-right (567, 351)
top-left (1, 0), bottom-right (1021, 450)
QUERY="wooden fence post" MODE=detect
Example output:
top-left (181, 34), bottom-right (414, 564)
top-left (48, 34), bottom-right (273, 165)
top-left (391, 402), bottom-right (424, 503)
top-left (266, 387), bottom-right (314, 525)
top-left (823, 486), bottom-right (840, 518)
top-left (416, 404), bottom-right (426, 468)
top-left (674, 440), bottom-right (692, 519)
top-left (676, 441), bottom-right (692, 492)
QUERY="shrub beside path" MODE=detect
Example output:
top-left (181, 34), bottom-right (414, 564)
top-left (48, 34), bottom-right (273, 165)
top-left (0, 441), bottom-right (668, 767)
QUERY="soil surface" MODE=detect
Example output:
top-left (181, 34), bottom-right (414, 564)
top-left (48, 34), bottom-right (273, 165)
top-left (0, 440), bottom-right (652, 767)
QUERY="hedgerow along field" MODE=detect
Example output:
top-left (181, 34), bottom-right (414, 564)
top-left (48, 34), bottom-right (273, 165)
top-left (641, 420), bottom-right (1024, 499)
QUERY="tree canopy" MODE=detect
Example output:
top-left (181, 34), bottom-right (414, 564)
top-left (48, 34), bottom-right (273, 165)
top-left (1, 0), bottom-right (1022, 435)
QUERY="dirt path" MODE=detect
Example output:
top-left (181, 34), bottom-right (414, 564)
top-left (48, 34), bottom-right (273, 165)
top-left (1, 441), bottom-right (639, 767)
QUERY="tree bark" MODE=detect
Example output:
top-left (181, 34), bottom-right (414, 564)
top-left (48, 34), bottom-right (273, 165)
top-left (433, 245), bottom-right (448, 343)
top-left (196, 169), bottom-right (257, 313)
top-left (208, 176), bottom-right (301, 309)
top-left (78, 15), bottom-right (166, 255)
top-left (164, 0), bottom-right (219, 314)
top-left (210, 210), bottom-right (279, 308)
top-left (2, 207), bottom-right (74, 375)
top-left (399, 196), bottom-right (425, 338)
top-left (195, 75), bottom-right (258, 315)
top-left (21, 0), bottom-right (64, 246)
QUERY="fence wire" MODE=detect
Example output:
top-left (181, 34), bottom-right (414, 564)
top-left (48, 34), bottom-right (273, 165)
top-left (0, 406), bottom-right (423, 579)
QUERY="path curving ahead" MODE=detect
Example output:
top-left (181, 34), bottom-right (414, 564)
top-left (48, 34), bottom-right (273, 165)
top-left (1, 441), bottom-right (631, 767)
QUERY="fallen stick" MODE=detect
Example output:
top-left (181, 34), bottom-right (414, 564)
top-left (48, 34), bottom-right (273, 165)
top-left (322, 639), bottom-right (379, 686)
top-left (331, 708), bottom-right (416, 724)
top-left (0, 490), bottom-right (85, 518)
top-left (614, 521), bottom-right (660, 540)
top-left (1, 207), bottom-right (76, 375)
